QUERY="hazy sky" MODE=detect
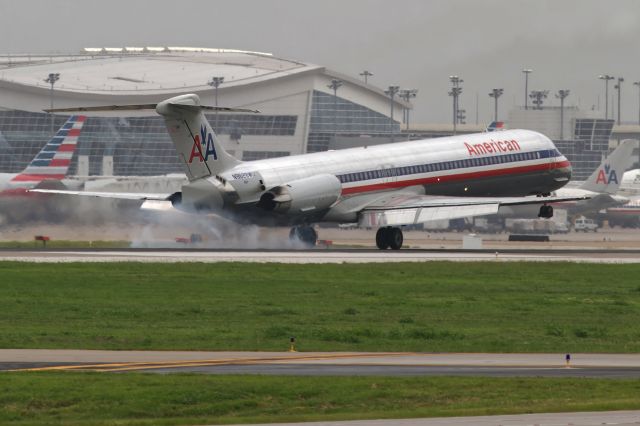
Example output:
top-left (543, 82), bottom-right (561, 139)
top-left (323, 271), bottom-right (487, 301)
top-left (1, 0), bottom-right (639, 124)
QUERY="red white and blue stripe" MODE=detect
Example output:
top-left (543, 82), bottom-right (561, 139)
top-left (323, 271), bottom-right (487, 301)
top-left (10, 115), bottom-right (86, 184)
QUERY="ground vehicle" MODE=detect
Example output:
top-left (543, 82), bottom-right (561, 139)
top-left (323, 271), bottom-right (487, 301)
top-left (574, 217), bottom-right (598, 232)
top-left (472, 217), bottom-right (504, 233)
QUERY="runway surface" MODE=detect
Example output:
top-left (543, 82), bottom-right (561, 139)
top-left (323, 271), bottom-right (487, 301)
top-left (4, 350), bottom-right (640, 378)
top-left (236, 411), bottom-right (640, 426)
top-left (2, 248), bottom-right (640, 263)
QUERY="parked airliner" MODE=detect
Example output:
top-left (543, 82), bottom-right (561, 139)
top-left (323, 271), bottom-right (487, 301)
top-left (499, 139), bottom-right (635, 217)
top-left (34, 94), bottom-right (585, 249)
top-left (618, 167), bottom-right (640, 197)
top-left (0, 115), bottom-right (86, 194)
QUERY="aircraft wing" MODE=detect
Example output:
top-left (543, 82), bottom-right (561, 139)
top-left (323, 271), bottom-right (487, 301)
top-left (357, 193), bottom-right (590, 227)
top-left (29, 188), bottom-right (172, 201)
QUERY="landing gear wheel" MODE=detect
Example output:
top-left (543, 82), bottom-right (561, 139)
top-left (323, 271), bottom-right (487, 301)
top-left (376, 227), bottom-right (390, 250)
top-left (289, 225), bottom-right (318, 247)
top-left (375, 226), bottom-right (404, 250)
top-left (388, 227), bottom-right (404, 250)
top-left (538, 204), bottom-right (554, 219)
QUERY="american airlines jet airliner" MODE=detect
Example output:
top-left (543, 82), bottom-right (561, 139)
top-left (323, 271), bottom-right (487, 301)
top-left (34, 94), bottom-right (584, 249)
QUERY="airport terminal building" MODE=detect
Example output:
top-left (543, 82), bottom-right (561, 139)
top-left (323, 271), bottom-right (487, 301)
top-left (0, 47), bottom-right (407, 176)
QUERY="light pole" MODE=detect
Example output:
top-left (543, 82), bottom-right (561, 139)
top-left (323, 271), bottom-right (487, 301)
top-left (385, 85), bottom-right (400, 142)
top-left (448, 76), bottom-right (463, 135)
top-left (634, 81), bottom-right (640, 168)
top-left (399, 89), bottom-right (417, 130)
top-left (44, 72), bottom-right (60, 134)
top-left (522, 69), bottom-right (532, 110)
top-left (634, 81), bottom-right (640, 125)
top-left (207, 76), bottom-right (224, 106)
top-left (457, 109), bottom-right (466, 124)
top-left (615, 77), bottom-right (624, 125)
top-left (488, 88), bottom-right (504, 122)
top-left (529, 90), bottom-right (549, 110)
top-left (598, 75), bottom-right (615, 119)
top-left (555, 89), bottom-right (570, 140)
top-left (327, 79), bottom-right (343, 140)
top-left (208, 76), bottom-right (224, 127)
top-left (359, 70), bottom-right (373, 84)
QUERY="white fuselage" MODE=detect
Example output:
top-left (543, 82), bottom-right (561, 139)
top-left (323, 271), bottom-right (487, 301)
top-left (618, 169), bottom-right (640, 196)
top-left (186, 129), bottom-right (572, 225)
top-left (225, 129), bottom-right (568, 198)
top-left (0, 173), bottom-right (18, 190)
top-left (0, 173), bottom-right (53, 194)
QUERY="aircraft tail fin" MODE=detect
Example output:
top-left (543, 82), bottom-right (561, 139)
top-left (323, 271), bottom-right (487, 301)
top-left (486, 121), bottom-right (505, 132)
top-left (156, 94), bottom-right (245, 180)
top-left (10, 115), bottom-right (86, 185)
top-left (580, 139), bottom-right (637, 194)
top-left (45, 95), bottom-right (258, 182)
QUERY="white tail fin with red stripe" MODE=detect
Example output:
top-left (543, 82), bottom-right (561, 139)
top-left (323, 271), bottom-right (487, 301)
top-left (9, 115), bottom-right (86, 186)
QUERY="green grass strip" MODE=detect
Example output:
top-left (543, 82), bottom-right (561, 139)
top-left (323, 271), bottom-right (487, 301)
top-left (1, 261), bottom-right (640, 352)
top-left (1, 373), bottom-right (640, 426)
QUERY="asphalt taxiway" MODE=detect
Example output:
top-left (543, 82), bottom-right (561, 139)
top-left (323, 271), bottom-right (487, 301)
top-left (2, 248), bottom-right (640, 263)
top-left (4, 350), bottom-right (640, 378)
top-left (5, 351), bottom-right (640, 425)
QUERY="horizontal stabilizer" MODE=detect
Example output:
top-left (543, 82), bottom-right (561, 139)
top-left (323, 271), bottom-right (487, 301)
top-left (29, 188), bottom-right (173, 201)
top-left (45, 104), bottom-right (259, 113)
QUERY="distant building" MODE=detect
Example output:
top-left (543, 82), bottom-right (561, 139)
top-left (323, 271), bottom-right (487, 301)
top-left (508, 106), bottom-right (616, 180)
top-left (0, 47), bottom-right (408, 176)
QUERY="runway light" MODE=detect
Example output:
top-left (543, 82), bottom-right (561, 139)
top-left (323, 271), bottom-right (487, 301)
top-left (289, 336), bottom-right (297, 352)
top-left (565, 353), bottom-right (571, 368)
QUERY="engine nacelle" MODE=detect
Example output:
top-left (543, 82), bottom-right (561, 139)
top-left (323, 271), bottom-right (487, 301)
top-left (171, 178), bottom-right (226, 213)
top-left (258, 174), bottom-right (342, 214)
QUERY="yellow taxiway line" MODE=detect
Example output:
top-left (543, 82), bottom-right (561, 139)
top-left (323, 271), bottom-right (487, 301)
top-left (12, 352), bottom-right (418, 373)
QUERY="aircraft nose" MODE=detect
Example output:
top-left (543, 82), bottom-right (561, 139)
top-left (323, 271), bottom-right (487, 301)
top-left (563, 162), bottom-right (572, 180)
top-left (552, 159), bottom-right (572, 183)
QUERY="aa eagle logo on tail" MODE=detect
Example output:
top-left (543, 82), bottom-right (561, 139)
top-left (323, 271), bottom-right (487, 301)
top-left (595, 164), bottom-right (618, 185)
top-left (188, 125), bottom-right (218, 163)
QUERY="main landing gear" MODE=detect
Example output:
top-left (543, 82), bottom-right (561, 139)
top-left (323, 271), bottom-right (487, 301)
top-left (376, 226), bottom-right (403, 250)
top-left (538, 204), bottom-right (554, 219)
top-left (289, 225), bottom-right (318, 247)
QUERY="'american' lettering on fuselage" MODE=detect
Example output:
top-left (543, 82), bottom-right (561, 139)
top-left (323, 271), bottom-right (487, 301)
top-left (189, 125), bottom-right (218, 163)
top-left (464, 139), bottom-right (521, 156)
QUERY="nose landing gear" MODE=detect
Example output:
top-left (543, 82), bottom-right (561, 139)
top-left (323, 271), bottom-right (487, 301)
top-left (538, 204), bottom-right (554, 218)
top-left (376, 226), bottom-right (404, 250)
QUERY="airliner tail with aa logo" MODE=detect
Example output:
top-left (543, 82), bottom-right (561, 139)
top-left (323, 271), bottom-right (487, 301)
top-left (581, 139), bottom-right (637, 194)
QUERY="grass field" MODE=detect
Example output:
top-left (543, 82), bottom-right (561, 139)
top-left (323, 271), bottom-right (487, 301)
top-left (1, 372), bottom-right (640, 425)
top-left (1, 261), bottom-right (640, 352)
